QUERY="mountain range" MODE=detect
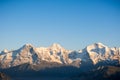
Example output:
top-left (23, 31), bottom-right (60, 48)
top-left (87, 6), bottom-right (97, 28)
top-left (0, 43), bottom-right (120, 80)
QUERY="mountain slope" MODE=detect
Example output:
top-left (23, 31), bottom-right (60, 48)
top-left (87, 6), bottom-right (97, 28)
top-left (70, 66), bottom-right (120, 80)
top-left (0, 43), bottom-right (71, 69)
top-left (0, 43), bottom-right (120, 70)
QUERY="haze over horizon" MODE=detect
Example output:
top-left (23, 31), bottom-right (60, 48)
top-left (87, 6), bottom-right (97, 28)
top-left (0, 0), bottom-right (120, 51)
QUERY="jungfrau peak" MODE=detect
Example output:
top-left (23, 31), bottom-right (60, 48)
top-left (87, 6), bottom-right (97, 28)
top-left (0, 43), bottom-right (120, 69)
top-left (86, 42), bottom-right (120, 64)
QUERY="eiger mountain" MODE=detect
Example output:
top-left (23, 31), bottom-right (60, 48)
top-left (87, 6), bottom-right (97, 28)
top-left (0, 43), bottom-right (120, 80)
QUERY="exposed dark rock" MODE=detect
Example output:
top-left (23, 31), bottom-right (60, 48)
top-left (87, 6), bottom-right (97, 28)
top-left (0, 72), bottom-right (10, 80)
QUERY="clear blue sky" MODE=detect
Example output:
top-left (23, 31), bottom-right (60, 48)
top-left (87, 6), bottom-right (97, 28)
top-left (0, 0), bottom-right (120, 51)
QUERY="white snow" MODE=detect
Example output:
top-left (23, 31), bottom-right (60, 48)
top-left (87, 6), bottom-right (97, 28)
top-left (0, 42), bottom-right (120, 68)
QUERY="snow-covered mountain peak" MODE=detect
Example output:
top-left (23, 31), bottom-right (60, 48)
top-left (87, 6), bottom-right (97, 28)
top-left (21, 43), bottom-right (34, 50)
top-left (3, 49), bottom-right (8, 53)
top-left (86, 43), bottom-right (118, 64)
top-left (23, 43), bottom-right (33, 47)
top-left (95, 42), bottom-right (104, 45)
top-left (86, 43), bottom-right (108, 51)
top-left (51, 43), bottom-right (62, 48)
top-left (94, 42), bottom-right (107, 47)
top-left (49, 43), bottom-right (65, 51)
top-left (0, 49), bottom-right (9, 55)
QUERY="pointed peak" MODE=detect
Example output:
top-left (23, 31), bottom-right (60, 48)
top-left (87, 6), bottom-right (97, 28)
top-left (49, 43), bottom-right (64, 50)
top-left (24, 43), bottom-right (33, 46)
top-left (86, 42), bottom-right (108, 51)
top-left (94, 42), bottom-right (107, 47)
top-left (94, 42), bottom-right (104, 45)
top-left (1, 49), bottom-right (8, 54)
top-left (22, 43), bottom-right (34, 49)
top-left (51, 43), bottom-right (61, 47)
top-left (3, 49), bottom-right (8, 53)
top-left (87, 42), bottom-right (106, 47)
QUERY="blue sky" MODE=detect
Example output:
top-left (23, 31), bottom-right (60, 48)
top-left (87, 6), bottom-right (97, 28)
top-left (0, 0), bottom-right (120, 51)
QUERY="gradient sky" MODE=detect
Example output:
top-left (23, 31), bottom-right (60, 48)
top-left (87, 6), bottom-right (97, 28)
top-left (0, 0), bottom-right (120, 51)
